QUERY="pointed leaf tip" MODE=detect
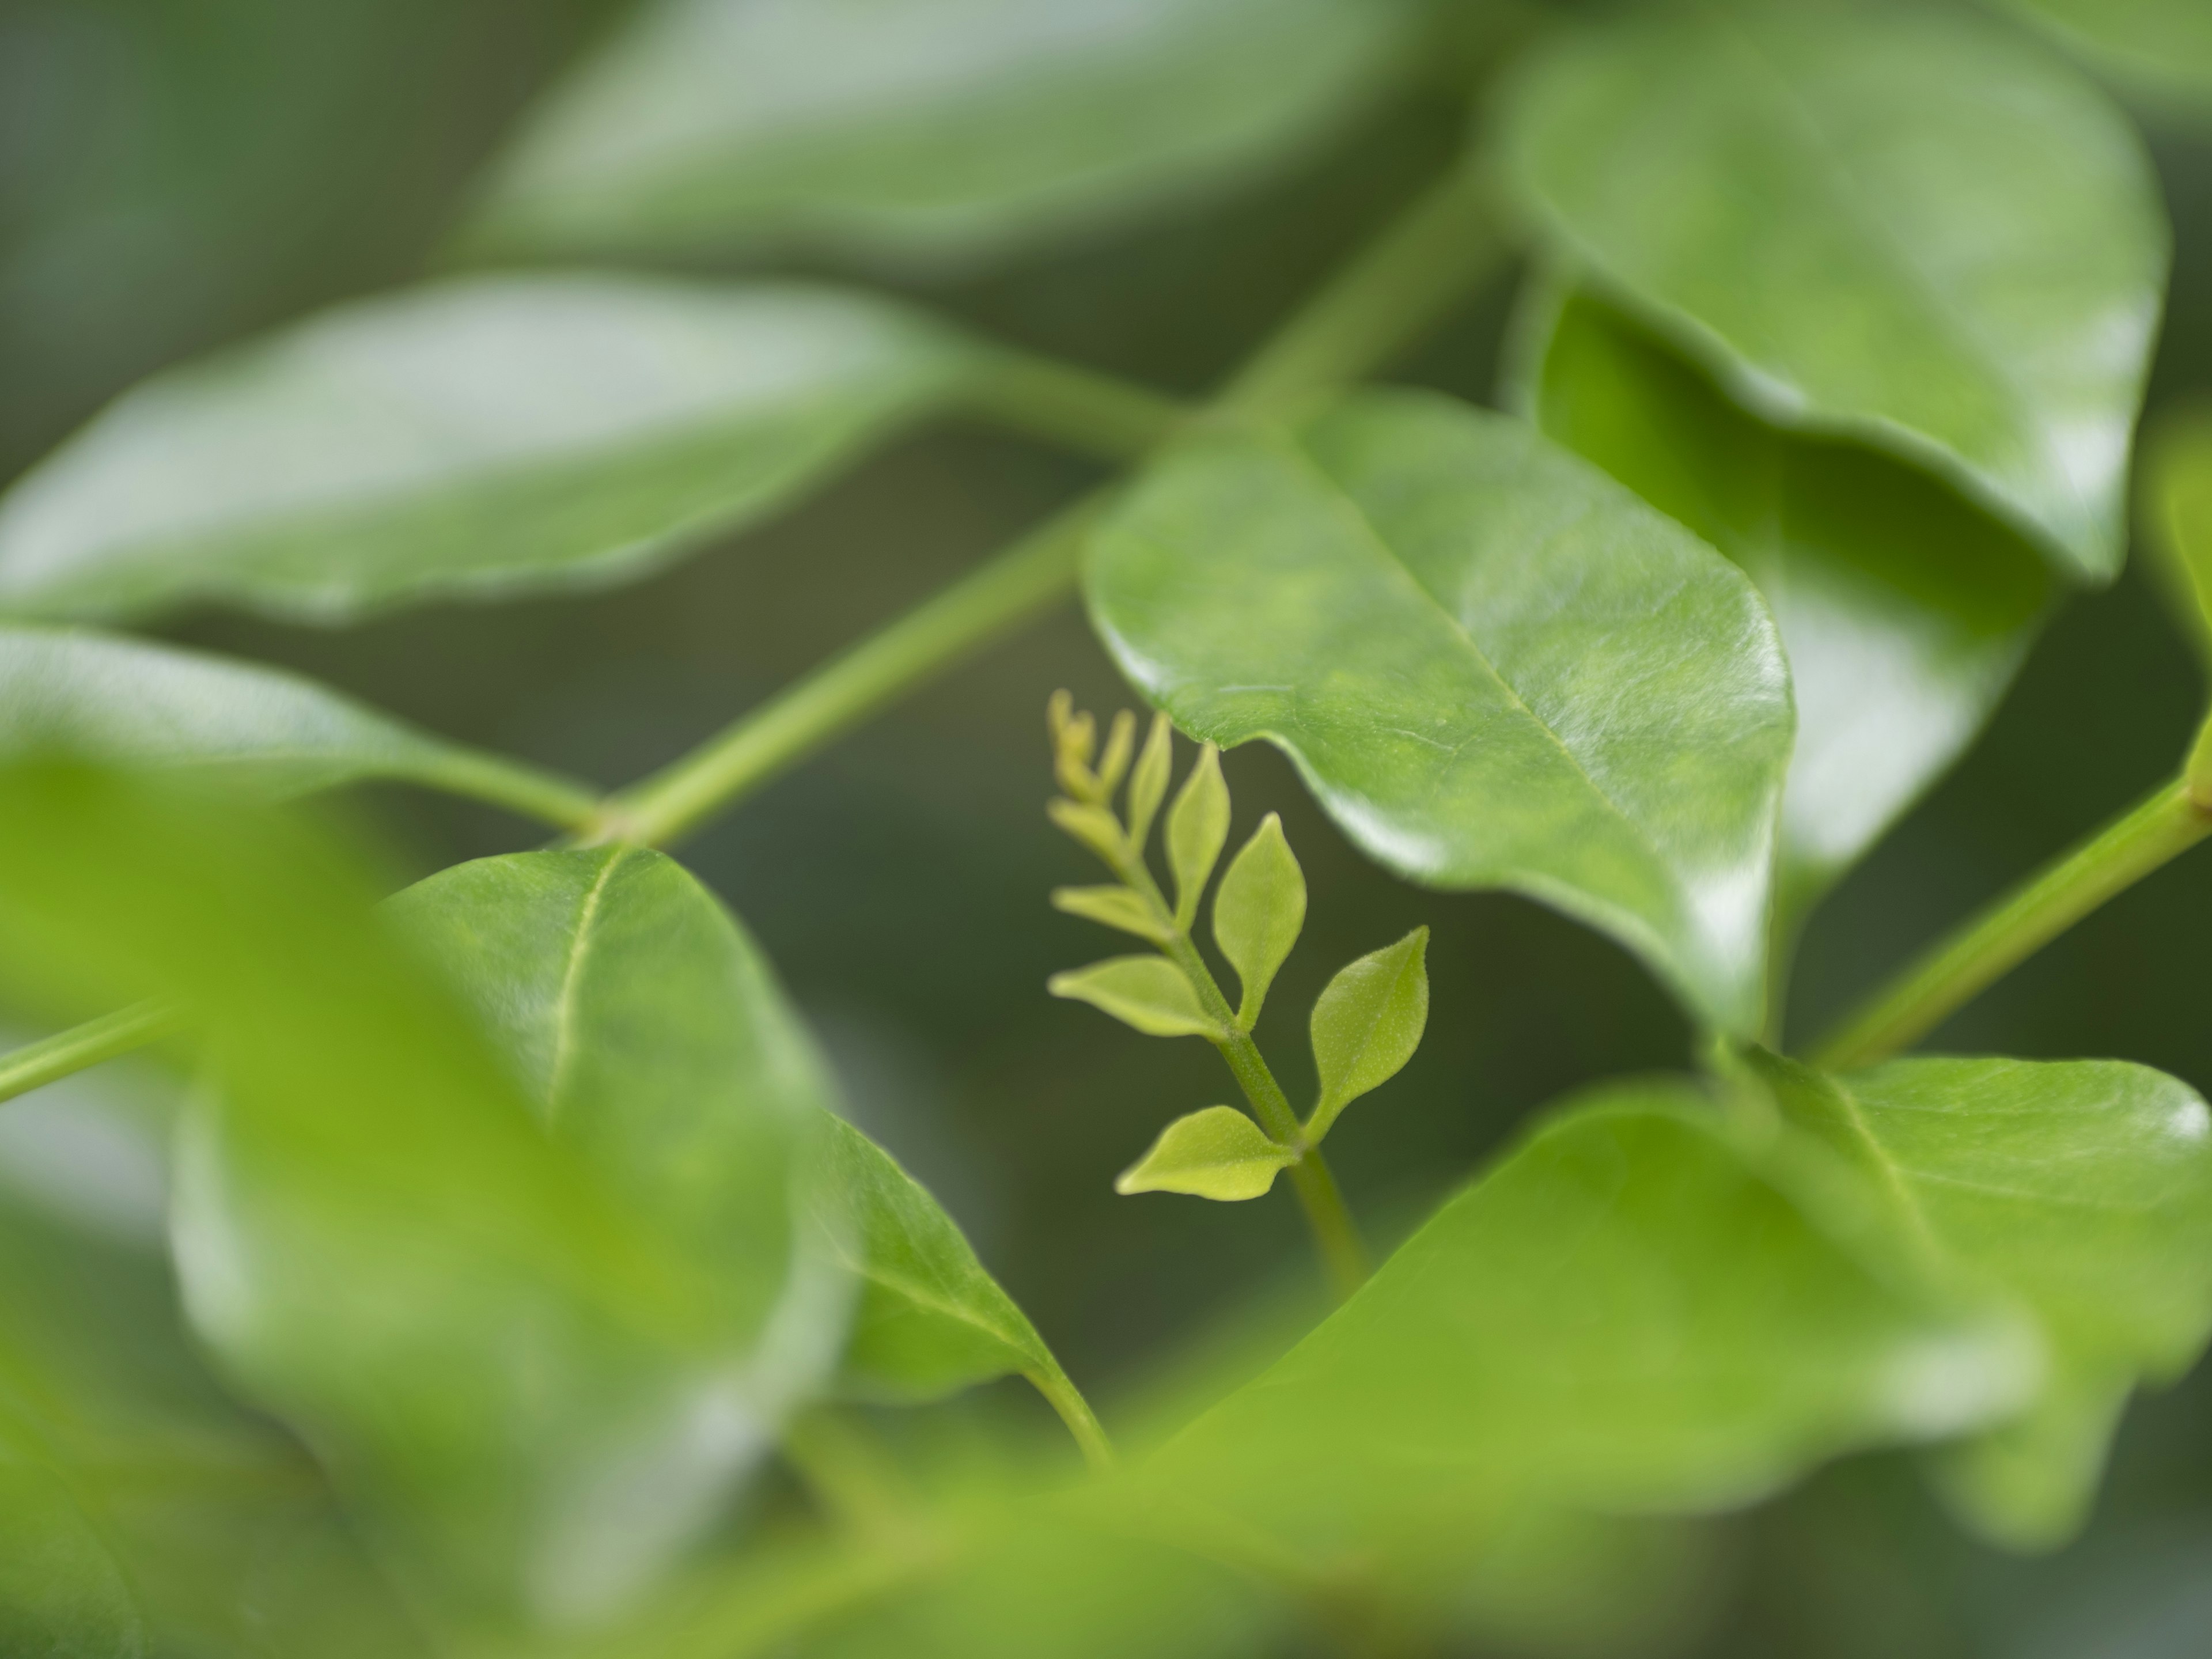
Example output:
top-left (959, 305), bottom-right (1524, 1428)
top-left (1309, 926), bottom-right (1430, 1141)
top-left (1125, 711), bottom-right (1174, 851)
top-left (1116, 1107), bottom-right (1296, 1202)
top-left (1166, 743), bottom-right (1230, 929)
top-left (1048, 956), bottom-right (1221, 1040)
top-left (1213, 813), bottom-right (1306, 1029)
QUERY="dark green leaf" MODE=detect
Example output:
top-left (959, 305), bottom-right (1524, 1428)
top-left (1499, 0), bottom-right (2166, 582)
top-left (1751, 1052), bottom-right (2212, 1547)
top-left (1307, 928), bottom-right (1428, 1141)
top-left (1210, 815), bottom-right (1304, 1029)
top-left (1115, 1107), bottom-right (1294, 1202)
top-left (1048, 957), bottom-right (1220, 1040)
top-left (1514, 286), bottom-right (2052, 921)
top-left (468, 0), bottom-right (1429, 270)
top-left (0, 623), bottom-right (597, 824)
top-left (0, 277), bottom-right (978, 624)
top-left (1088, 391), bottom-right (1792, 1036)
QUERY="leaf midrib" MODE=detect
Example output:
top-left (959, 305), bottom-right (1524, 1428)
top-left (546, 849), bottom-right (628, 1120)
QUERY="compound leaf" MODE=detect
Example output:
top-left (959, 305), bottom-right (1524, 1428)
top-left (1499, 0), bottom-right (2166, 583)
top-left (0, 623), bottom-right (596, 824)
top-left (1116, 1107), bottom-right (1294, 1203)
top-left (468, 0), bottom-right (1430, 270)
top-left (0, 276), bottom-right (978, 624)
top-left (1088, 391), bottom-right (1791, 1037)
top-left (1048, 957), bottom-right (1219, 1040)
top-left (1514, 285), bottom-right (2052, 923)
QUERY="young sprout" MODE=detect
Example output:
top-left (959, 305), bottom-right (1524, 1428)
top-left (1040, 694), bottom-right (1430, 1300)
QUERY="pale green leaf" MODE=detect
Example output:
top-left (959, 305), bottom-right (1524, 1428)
top-left (1499, 0), bottom-right (2166, 582)
top-left (1115, 1107), bottom-right (1294, 1203)
top-left (1088, 392), bottom-right (1792, 1037)
top-left (468, 0), bottom-right (1430, 270)
top-left (1048, 957), bottom-right (1219, 1040)
top-left (0, 276), bottom-right (978, 625)
top-left (1125, 711), bottom-right (1173, 851)
top-left (1211, 815), bottom-right (1305, 1029)
top-left (1154, 1083), bottom-right (2025, 1552)
top-left (1164, 745), bottom-right (1230, 931)
top-left (0, 623), bottom-right (597, 824)
top-left (2002, 0), bottom-right (2212, 113)
top-left (0, 766), bottom-right (746, 1623)
top-left (1051, 885), bottom-right (1168, 944)
top-left (1307, 928), bottom-right (1428, 1141)
top-left (1047, 798), bottom-right (1127, 866)
top-left (1512, 284), bottom-right (2052, 923)
top-left (1751, 1052), bottom-right (2212, 1549)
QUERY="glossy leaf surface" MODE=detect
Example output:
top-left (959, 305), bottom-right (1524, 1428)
top-left (2004, 0), bottom-right (2212, 110)
top-left (1088, 391), bottom-right (1791, 1036)
top-left (1516, 287), bottom-right (2052, 919)
top-left (0, 277), bottom-right (976, 624)
top-left (1158, 1082), bottom-right (2022, 1547)
top-left (469, 0), bottom-right (1427, 270)
top-left (1500, 0), bottom-right (2166, 582)
top-left (1048, 957), bottom-right (1219, 1040)
top-left (1755, 1052), bottom-right (2212, 1547)
top-left (1308, 927), bottom-right (1429, 1141)
top-left (1211, 815), bottom-right (1304, 1028)
top-left (0, 766), bottom-right (743, 1625)
top-left (1115, 1107), bottom-right (1293, 1202)
top-left (0, 623), bottom-right (594, 820)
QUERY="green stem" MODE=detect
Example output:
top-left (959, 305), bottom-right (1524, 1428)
top-left (781, 1410), bottom-right (917, 1538)
top-left (1024, 1365), bottom-right (1115, 1474)
top-left (418, 751), bottom-right (605, 831)
top-left (1812, 778), bottom-right (2212, 1071)
top-left (600, 500), bottom-right (1101, 848)
top-left (966, 350), bottom-right (1191, 461)
top-left (1221, 166), bottom-right (1505, 416)
top-left (0, 1003), bottom-right (181, 1109)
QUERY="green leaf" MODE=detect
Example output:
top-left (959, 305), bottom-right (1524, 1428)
top-left (1749, 1052), bottom-right (2212, 1548)
top-left (1115, 1107), bottom-right (1294, 1202)
top-left (1307, 928), bottom-right (1429, 1141)
top-left (1125, 712), bottom-right (1174, 852)
top-left (1087, 391), bottom-right (1792, 1037)
top-left (1165, 744), bottom-right (1230, 931)
top-left (1513, 285), bottom-right (2053, 922)
top-left (1051, 885), bottom-right (1168, 944)
top-left (2143, 410), bottom-right (2212, 667)
top-left (1498, 0), bottom-right (2166, 583)
top-left (0, 623), bottom-right (598, 825)
top-left (1048, 957), bottom-right (1220, 1040)
top-left (0, 1452), bottom-right (144, 1659)
top-left (1156, 1083), bottom-right (2025, 1548)
top-left (0, 276), bottom-right (978, 625)
top-left (0, 765), bottom-right (760, 1624)
top-left (1211, 815), bottom-right (1305, 1029)
top-left (2002, 0), bottom-right (2212, 113)
top-left (814, 1116), bottom-right (1063, 1403)
top-left (467, 0), bottom-right (1430, 270)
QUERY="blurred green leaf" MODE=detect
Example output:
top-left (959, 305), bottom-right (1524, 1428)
top-left (0, 765), bottom-right (768, 1626)
top-left (1088, 392), bottom-right (1793, 1037)
top-left (468, 0), bottom-right (1430, 270)
top-left (1165, 744), bottom-right (1229, 932)
top-left (0, 276), bottom-right (979, 625)
top-left (1048, 957), bottom-right (1219, 1040)
top-left (2142, 410), bottom-right (2212, 665)
top-left (1499, 0), bottom-right (2166, 583)
top-left (0, 1451), bottom-right (143, 1659)
top-left (1210, 814), bottom-right (1304, 1029)
top-left (0, 623), bottom-right (599, 824)
top-left (1050, 884), bottom-right (1168, 944)
top-left (2002, 0), bottom-right (2212, 112)
top-left (1514, 286), bottom-right (2053, 924)
top-left (1156, 1082), bottom-right (2026, 1553)
top-left (1308, 927), bottom-right (1428, 1141)
top-left (1749, 1051), bottom-right (2212, 1549)
top-left (1115, 1107), bottom-right (1293, 1202)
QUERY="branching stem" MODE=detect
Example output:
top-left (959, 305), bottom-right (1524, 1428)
top-left (1812, 776), bottom-right (2212, 1071)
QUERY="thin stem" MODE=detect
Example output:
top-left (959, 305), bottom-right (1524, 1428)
top-left (0, 1002), bottom-right (181, 1109)
top-left (1222, 166), bottom-right (1505, 416)
top-left (965, 350), bottom-right (1190, 461)
top-left (1023, 1365), bottom-right (1115, 1474)
top-left (418, 751), bottom-right (605, 831)
top-left (781, 1410), bottom-right (917, 1538)
top-left (1812, 778), bottom-right (2212, 1071)
top-left (601, 500), bottom-right (1100, 848)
